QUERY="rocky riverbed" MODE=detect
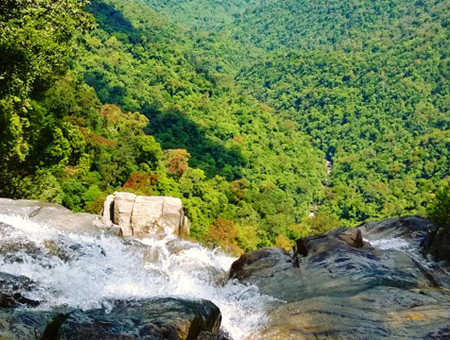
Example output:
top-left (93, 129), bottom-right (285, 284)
top-left (1, 197), bottom-right (450, 339)
top-left (0, 198), bottom-right (270, 340)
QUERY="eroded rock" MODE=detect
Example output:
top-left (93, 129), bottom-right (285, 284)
top-left (0, 298), bottom-right (222, 340)
top-left (0, 309), bottom-right (65, 340)
top-left (102, 192), bottom-right (190, 238)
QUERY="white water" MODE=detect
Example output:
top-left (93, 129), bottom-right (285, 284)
top-left (365, 237), bottom-right (410, 250)
top-left (0, 214), bottom-right (274, 339)
top-left (366, 236), bottom-right (434, 272)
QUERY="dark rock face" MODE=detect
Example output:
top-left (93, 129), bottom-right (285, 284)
top-left (0, 272), bottom-right (40, 308)
top-left (0, 297), bottom-right (222, 340)
top-left (430, 228), bottom-right (450, 266)
top-left (358, 216), bottom-right (435, 253)
top-left (57, 298), bottom-right (221, 340)
top-left (230, 217), bottom-right (450, 339)
top-left (0, 308), bottom-right (63, 339)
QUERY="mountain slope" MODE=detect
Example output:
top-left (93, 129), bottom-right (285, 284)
top-left (140, 0), bottom-right (450, 223)
top-left (75, 0), bottom-right (328, 244)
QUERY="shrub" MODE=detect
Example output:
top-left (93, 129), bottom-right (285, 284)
top-left (275, 234), bottom-right (292, 252)
top-left (427, 184), bottom-right (450, 232)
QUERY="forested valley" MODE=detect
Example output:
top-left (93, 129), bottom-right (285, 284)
top-left (1, 0), bottom-right (449, 254)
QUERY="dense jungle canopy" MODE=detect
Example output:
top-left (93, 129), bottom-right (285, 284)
top-left (1, 0), bottom-right (449, 253)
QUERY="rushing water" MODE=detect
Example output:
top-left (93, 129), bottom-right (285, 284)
top-left (365, 235), bottom-right (435, 273)
top-left (0, 213), bottom-right (274, 340)
top-left (365, 237), bottom-right (410, 250)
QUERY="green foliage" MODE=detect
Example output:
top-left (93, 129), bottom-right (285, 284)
top-left (0, 0), bottom-right (94, 98)
top-left (19, 169), bottom-right (65, 204)
top-left (230, 0), bottom-right (450, 225)
top-left (0, 0), bottom-right (94, 197)
top-left (3, 0), bottom-right (450, 253)
top-left (139, 0), bottom-right (450, 228)
top-left (203, 217), bottom-right (245, 256)
top-left (427, 183), bottom-right (450, 231)
top-left (275, 234), bottom-right (293, 252)
top-left (305, 212), bottom-right (342, 236)
top-left (67, 0), bottom-right (327, 241)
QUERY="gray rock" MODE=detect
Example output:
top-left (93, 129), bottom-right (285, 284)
top-left (261, 287), bottom-right (450, 340)
top-left (102, 193), bottom-right (115, 222)
top-left (358, 215), bottom-right (436, 253)
top-left (198, 331), bottom-right (232, 340)
top-left (113, 192), bottom-right (136, 237)
top-left (0, 198), bottom-right (102, 235)
top-left (57, 298), bottom-right (221, 340)
top-left (0, 298), bottom-right (222, 340)
top-left (0, 308), bottom-right (66, 340)
top-left (181, 216), bottom-right (191, 238)
top-left (0, 263), bottom-right (222, 340)
top-left (428, 228), bottom-right (450, 267)
top-left (230, 219), bottom-right (450, 339)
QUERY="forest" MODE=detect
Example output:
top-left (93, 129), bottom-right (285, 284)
top-left (1, 0), bottom-right (449, 254)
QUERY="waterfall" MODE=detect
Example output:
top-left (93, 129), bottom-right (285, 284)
top-left (0, 213), bottom-right (275, 340)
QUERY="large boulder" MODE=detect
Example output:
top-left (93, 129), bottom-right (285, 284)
top-left (0, 297), bottom-right (223, 340)
top-left (358, 216), bottom-right (435, 253)
top-left (57, 298), bottom-right (221, 340)
top-left (429, 228), bottom-right (450, 267)
top-left (229, 218), bottom-right (450, 339)
top-left (102, 192), bottom-right (190, 238)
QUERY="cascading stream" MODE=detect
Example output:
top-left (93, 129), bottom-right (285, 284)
top-left (365, 236), bottom-right (434, 271)
top-left (0, 214), bottom-right (275, 340)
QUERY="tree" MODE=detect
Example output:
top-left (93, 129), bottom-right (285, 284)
top-left (165, 149), bottom-right (191, 178)
top-left (203, 217), bottom-right (244, 255)
top-left (0, 0), bottom-right (94, 98)
top-left (0, 0), bottom-right (94, 196)
top-left (427, 184), bottom-right (450, 232)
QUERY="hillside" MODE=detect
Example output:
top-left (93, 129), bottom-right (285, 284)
top-left (234, 0), bottom-right (450, 222)
top-left (0, 0), bottom-right (327, 252)
top-left (142, 0), bottom-right (450, 223)
top-left (1, 0), bottom-right (449, 252)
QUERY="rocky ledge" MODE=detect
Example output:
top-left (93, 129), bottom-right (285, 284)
top-left (0, 296), bottom-right (225, 340)
top-left (3, 196), bottom-right (450, 339)
top-left (0, 192), bottom-right (191, 239)
top-left (0, 198), bottom-right (111, 235)
top-left (229, 216), bottom-right (450, 339)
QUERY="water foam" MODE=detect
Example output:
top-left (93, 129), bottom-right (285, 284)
top-left (365, 237), bottom-right (410, 250)
top-left (0, 213), bottom-right (274, 339)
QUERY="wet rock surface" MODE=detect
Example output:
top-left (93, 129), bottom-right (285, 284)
top-left (0, 198), bottom-right (113, 235)
top-left (0, 297), bottom-right (223, 340)
top-left (3, 198), bottom-right (450, 339)
top-left (230, 217), bottom-right (450, 339)
top-left (0, 200), bottom-right (223, 340)
top-left (0, 308), bottom-right (63, 339)
top-left (58, 298), bottom-right (222, 340)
